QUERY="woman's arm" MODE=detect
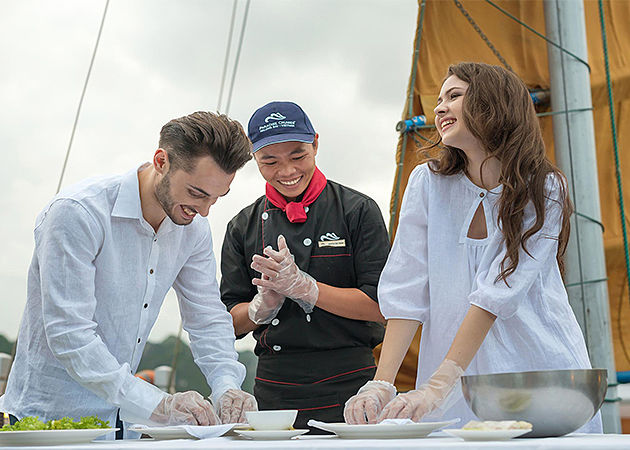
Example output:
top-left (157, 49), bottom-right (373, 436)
top-left (373, 319), bottom-right (421, 381)
top-left (445, 304), bottom-right (496, 369)
top-left (378, 304), bottom-right (497, 421)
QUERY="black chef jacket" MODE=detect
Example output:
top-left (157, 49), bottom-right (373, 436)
top-left (221, 180), bottom-right (389, 429)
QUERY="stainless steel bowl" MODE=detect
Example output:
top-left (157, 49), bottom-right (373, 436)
top-left (461, 369), bottom-right (606, 437)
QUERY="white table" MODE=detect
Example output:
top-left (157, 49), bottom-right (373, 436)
top-left (3, 433), bottom-right (630, 450)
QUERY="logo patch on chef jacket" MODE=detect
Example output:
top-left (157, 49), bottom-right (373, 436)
top-left (318, 232), bottom-right (345, 247)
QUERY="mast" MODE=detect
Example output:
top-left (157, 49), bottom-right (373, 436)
top-left (543, 0), bottom-right (620, 432)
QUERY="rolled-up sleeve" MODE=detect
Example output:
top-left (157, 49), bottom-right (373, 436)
top-left (378, 165), bottom-right (430, 322)
top-left (173, 222), bottom-right (246, 405)
top-left (348, 198), bottom-right (390, 302)
top-left (38, 199), bottom-right (167, 422)
top-left (220, 218), bottom-right (256, 312)
top-left (468, 176), bottom-right (565, 319)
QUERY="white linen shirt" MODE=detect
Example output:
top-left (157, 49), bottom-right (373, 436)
top-left (0, 164), bottom-right (245, 433)
top-left (379, 163), bottom-right (601, 432)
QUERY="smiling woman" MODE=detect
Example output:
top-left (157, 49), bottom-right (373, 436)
top-left (344, 62), bottom-right (601, 433)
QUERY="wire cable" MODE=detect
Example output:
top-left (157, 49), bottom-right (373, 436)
top-left (225, 0), bottom-right (251, 116)
top-left (217, 0), bottom-right (238, 112)
top-left (56, 0), bottom-right (110, 194)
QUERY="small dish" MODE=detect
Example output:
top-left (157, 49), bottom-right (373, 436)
top-left (245, 410), bottom-right (298, 430)
top-left (444, 428), bottom-right (531, 441)
top-left (234, 429), bottom-right (309, 440)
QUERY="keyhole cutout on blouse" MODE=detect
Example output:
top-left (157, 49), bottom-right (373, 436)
top-left (467, 202), bottom-right (488, 239)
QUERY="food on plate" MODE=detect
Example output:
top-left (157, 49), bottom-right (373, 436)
top-left (1, 415), bottom-right (109, 431)
top-left (462, 420), bottom-right (532, 431)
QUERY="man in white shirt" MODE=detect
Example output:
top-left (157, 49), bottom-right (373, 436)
top-left (0, 111), bottom-right (257, 437)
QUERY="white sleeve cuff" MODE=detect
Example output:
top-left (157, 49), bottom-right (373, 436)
top-left (118, 375), bottom-right (169, 424)
top-left (209, 376), bottom-right (241, 406)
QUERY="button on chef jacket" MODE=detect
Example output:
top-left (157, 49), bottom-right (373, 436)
top-left (0, 165), bottom-right (245, 437)
top-left (378, 164), bottom-right (602, 432)
top-left (221, 180), bottom-right (389, 427)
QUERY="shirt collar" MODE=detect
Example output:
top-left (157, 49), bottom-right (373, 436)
top-left (111, 163), bottom-right (148, 220)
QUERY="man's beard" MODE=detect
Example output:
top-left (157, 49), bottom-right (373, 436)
top-left (155, 173), bottom-right (190, 226)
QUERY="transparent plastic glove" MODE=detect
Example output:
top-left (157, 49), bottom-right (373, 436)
top-left (150, 391), bottom-right (219, 426)
top-left (343, 380), bottom-right (397, 424)
top-left (216, 389), bottom-right (258, 424)
top-left (251, 235), bottom-right (319, 313)
top-left (378, 359), bottom-right (464, 422)
top-left (247, 274), bottom-right (285, 324)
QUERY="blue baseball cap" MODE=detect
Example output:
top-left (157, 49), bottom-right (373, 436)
top-left (247, 101), bottom-right (316, 152)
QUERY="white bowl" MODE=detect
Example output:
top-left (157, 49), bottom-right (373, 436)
top-left (245, 410), bottom-right (298, 430)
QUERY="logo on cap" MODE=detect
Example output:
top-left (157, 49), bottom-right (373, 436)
top-left (265, 112), bottom-right (286, 123)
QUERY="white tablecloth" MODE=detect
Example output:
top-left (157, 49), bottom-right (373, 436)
top-left (3, 433), bottom-right (630, 450)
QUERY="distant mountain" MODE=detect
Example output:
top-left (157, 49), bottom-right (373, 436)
top-left (0, 335), bottom-right (14, 355)
top-left (138, 336), bottom-right (257, 396)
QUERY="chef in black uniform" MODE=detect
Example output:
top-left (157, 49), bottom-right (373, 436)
top-left (220, 101), bottom-right (389, 429)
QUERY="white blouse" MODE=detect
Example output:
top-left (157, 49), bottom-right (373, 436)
top-left (379, 163), bottom-right (601, 432)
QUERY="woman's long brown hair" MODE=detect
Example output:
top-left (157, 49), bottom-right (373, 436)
top-left (427, 62), bottom-right (572, 284)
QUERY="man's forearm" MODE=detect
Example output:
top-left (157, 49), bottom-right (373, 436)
top-left (315, 283), bottom-right (385, 323)
top-left (229, 302), bottom-right (260, 335)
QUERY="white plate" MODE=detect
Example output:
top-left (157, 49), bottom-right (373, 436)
top-left (444, 428), bottom-right (532, 441)
top-left (130, 426), bottom-right (193, 440)
top-left (309, 419), bottom-right (458, 439)
top-left (234, 429), bottom-right (309, 440)
top-left (0, 428), bottom-right (117, 446)
top-left (129, 423), bottom-right (239, 440)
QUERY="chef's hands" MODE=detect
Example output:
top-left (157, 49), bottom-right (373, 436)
top-left (344, 380), bottom-right (397, 424)
top-left (150, 391), bottom-right (219, 425)
top-left (378, 359), bottom-right (464, 422)
top-left (216, 389), bottom-right (258, 424)
top-left (248, 275), bottom-right (285, 324)
top-left (251, 235), bottom-right (319, 313)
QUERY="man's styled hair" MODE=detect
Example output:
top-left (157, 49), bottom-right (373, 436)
top-left (159, 111), bottom-right (252, 174)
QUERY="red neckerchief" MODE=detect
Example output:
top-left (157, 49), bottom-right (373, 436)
top-left (265, 167), bottom-right (327, 223)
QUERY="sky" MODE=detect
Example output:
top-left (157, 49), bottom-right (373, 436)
top-left (0, 0), bottom-right (418, 351)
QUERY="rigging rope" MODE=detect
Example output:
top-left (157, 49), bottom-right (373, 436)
top-left (484, 0), bottom-right (591, 72)
top-left (225, 0), bottom-right (251, 116)
top-left (217, 0), bottom-right (239, 112)
top-left (389, 0), bottom-right (426, 237)
top-left (598, 0), bottom-right (630, 364)
top-left (453, 0), bottom-right (512, 71)
top-left (56, 0), bottom-right (110, 194)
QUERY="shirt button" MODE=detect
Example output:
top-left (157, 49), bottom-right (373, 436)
top-left (303, 238), bottom-right (312, 246)
top-left (262, 212), bottom-right (269, 220)
top-left (304, 206), bottom-right (309, 213)
top-left (479, 192), bottom-right (485, 198)
top-left (271, 318), bottom-right (280, 326)
top-left (154, 238), bottom-right (158, 242)
top-left (273, 345), bottom-right (281, 351)
top-left (144, 303), bottom-right (148, 309)
top-left (306, 314), bottom-right (311, 322)
top-left (149, 269), bottom-right (154, 274)
top-left (137, 338), bottom-right (141, 343)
